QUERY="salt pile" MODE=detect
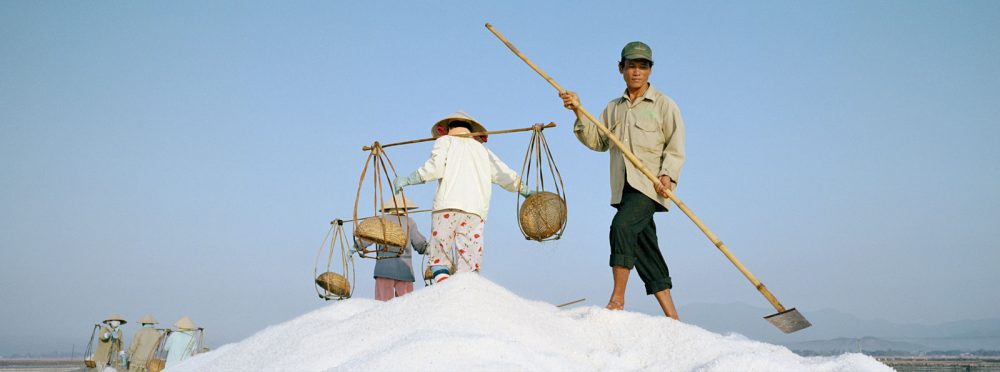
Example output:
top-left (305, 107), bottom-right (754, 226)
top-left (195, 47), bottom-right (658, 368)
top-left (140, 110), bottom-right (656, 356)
top-left (169, 274), bottom-right (889, 371)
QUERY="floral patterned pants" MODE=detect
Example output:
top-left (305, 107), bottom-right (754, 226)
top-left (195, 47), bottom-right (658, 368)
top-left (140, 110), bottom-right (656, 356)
top-left (429, 209), bottom-right (485, 272)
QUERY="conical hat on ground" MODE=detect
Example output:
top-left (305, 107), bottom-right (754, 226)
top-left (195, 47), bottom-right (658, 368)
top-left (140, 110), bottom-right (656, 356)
top-left (174, 316), bottom-right (197, 330)
top-left (138, 314), bottom-right (159, 324)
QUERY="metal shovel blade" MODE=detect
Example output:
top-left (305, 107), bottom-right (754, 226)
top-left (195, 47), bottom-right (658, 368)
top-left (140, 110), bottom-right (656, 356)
top-left (764, 308), bottom-right (811, 333)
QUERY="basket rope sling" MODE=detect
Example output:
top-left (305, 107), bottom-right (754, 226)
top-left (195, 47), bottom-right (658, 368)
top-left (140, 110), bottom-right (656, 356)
top-left (145, 329), bottom-right (170, 372)
top-left (517, 123), bottom-right (568, 241)
top-left (84, 324), bottom-right (123, 369)
top-left (83, 324), bottom-right (98, 368)
top-left (353, 142), bottom-right (410, 255)
top-left (314, 219), bottom-right (356, 300)
top-left (139, 328), bottom-right (167, 372)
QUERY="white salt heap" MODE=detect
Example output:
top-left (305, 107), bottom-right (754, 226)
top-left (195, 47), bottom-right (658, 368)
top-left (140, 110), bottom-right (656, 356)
top-left (170, 274), bottom-right (890, 371)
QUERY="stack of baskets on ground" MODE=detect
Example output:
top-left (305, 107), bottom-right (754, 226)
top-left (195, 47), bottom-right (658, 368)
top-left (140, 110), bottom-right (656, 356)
top-left (519, 191), bottom-right (567, 240)
top-left (356, 216), bottom-right (408, 248)
top-left (315, 272), bottom-right (351, 297)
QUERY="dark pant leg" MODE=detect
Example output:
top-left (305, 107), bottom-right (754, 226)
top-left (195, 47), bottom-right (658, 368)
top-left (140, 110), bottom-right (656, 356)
top-left (634, 219), bottom-right (672, 294)
top-left (610, 183), bottom-right (672, 295)
top-left (609, 185), bottom-right (653, 269)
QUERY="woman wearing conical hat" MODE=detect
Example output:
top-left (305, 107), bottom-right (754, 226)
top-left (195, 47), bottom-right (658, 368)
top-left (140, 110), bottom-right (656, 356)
top-left (394, 112), bottom-right (532, 283)
top-left (92, 313), bottom-right (127, 370)
top-left (126, 314), bottom-right (162, 372)
top-left (163, 316), bottom-right (199, 368)
top-left (354, 193), bottom-right (429, 300)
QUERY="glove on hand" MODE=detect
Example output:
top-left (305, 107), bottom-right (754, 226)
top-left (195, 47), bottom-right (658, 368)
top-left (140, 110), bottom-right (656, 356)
top-left (415, 241), bottom-right (429, 255)
top-left (518, 183), bottom-right (535, 198)
top-left (393, 173), bottom-right (424, 194)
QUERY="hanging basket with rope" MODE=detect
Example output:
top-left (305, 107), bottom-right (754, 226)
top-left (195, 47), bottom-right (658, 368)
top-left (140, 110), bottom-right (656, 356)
top-left (517, 123), bottom-right (568, 241)
top-left (144, 329), bottom-right (170, 372)
top-left (420, 247), bottom-right (458, 286)
top-left (313, 219), bottom-right (356, 300)
top-left (353, 142), bottom-right (410, 255)
top-left (83, 324), bottom-right (98, 368)
top-left (145, 327), bottom-right (203, 371)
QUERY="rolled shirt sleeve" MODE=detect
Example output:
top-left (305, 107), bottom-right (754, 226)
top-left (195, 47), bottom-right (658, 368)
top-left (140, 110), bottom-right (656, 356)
top-left (573, 107), bottom-right (612, 152)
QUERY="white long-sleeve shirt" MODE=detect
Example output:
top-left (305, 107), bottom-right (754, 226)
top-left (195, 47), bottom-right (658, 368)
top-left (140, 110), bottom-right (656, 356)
top-left (415, 135), bottom-right (521, 220)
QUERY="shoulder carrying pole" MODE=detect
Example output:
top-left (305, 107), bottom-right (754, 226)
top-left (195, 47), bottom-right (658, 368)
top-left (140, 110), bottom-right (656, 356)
top-left (485, 22), bottom-right (810, 333)
top-left (361, 123), bottom-right (556, 151)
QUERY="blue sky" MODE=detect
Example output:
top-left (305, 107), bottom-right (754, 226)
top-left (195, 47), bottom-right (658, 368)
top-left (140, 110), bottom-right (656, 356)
top-left (2, 1), bottom-right (998, 355)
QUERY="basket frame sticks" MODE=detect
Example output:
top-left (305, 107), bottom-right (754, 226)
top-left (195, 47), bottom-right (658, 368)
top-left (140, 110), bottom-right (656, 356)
top-left (313, 220), bottom-right (355, 300)
top-left (517, 124), bottom-right (567, 241)
top-left (352, 142), bottom-right (410, 258)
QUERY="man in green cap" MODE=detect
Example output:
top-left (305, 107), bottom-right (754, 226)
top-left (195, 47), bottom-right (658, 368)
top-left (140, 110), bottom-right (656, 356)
top-left (559, 41), bottom-right (685, 320)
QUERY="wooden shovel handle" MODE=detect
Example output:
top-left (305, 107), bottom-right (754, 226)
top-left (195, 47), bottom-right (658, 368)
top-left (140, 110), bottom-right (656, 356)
top-left (486, 22), bottom-right (787, 313)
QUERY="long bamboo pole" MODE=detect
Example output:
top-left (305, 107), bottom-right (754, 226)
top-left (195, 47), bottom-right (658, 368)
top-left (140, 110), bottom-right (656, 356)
top-left (331, 209), bottom-right (432, 225)
top-left (485, 22), bottom-right (789, 314)
top-left (361, 123), bottom-right (556, 151)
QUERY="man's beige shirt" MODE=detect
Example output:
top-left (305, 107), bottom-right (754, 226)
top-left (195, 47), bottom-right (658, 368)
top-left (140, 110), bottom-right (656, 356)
top-left (574, 84), bottom-right (685, 210)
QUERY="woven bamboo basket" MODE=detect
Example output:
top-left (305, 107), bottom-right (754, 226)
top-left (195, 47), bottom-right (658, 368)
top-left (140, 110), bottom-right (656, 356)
top-left (84, 359), bottom-right (96, 368)
top-left (355, 217), bottom-right (407, 248)
top-left (519, 191), bottom-right (567, 240)
top-left (147, 358), bottom-right (166, 372)
top-left (315, 271), bottom-right (351, 297)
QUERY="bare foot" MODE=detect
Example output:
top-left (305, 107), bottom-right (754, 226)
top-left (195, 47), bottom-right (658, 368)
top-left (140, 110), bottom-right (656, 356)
top-left (606, 297), bottom-right (624, 311)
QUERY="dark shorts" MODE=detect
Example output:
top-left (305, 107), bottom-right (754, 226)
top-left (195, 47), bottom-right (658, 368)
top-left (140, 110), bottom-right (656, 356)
top-left (609, 182), bottom-right (672, 294)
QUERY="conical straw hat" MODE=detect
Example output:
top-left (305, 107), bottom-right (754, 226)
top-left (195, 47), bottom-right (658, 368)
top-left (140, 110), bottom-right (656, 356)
top-left (173, 316), bottom-right (196, 330)
top-left (103, 313), bottom-right (127, 325)
top-left (137, 314), bottom-right (159, 324)
top-left (431, 112), bottom-right (488, 142)
top-left (382, 193), bottom-right (418, 212)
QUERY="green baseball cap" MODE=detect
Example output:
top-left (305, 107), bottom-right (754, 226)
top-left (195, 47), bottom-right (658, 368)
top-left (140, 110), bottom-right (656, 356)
top-left (621, 41), bottom-right (653, 64)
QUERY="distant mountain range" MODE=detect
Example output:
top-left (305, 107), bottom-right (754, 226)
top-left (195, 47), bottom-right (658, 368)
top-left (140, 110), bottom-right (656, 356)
top-left (673, 302), bottom-right (1000, 352)
top-left (784, 337), bottom-right (928, 354)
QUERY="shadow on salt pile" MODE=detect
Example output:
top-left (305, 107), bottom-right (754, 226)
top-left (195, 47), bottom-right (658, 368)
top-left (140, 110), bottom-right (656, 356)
top-left (168, 274), bottom-right (890, 372)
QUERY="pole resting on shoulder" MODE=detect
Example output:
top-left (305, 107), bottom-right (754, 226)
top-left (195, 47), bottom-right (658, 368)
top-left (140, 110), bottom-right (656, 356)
top-left (361, 122), bottom-right (557, 151)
